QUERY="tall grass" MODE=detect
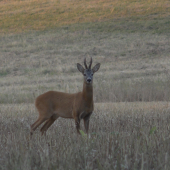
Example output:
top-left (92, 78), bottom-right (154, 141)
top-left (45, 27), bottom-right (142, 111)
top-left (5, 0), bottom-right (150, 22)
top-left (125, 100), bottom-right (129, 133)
top-left (95, 77), bottom-right (170, 102)
top-left (1, 1), bottom-right (170, 169)
top-left (0, 102), bottom-right (170, 169)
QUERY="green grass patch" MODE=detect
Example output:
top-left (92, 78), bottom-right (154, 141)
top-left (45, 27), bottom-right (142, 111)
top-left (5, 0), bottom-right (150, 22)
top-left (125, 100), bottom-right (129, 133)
top-left (0, 69), bottom-right (10, 77)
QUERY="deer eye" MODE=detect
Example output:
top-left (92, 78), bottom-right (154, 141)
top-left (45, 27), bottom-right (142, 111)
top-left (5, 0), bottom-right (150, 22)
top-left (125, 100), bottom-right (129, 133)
top-left (84, 73), bottom-right (86, 76)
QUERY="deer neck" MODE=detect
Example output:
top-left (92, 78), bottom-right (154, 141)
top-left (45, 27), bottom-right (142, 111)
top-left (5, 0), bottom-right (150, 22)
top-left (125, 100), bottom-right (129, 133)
top-left (82, 81), bottom-right (93, 103)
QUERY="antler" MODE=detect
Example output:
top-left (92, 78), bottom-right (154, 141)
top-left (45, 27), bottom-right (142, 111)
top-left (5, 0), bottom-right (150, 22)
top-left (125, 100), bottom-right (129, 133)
top-left (88, 57), bottom-right (92, 69)
top-left (84, 57), bottom-right (88, 69)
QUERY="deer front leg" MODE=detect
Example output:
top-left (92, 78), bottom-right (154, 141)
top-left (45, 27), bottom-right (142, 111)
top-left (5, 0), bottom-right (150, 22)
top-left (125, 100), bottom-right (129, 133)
top-left (83, 114), bottom-right (91, 134)
top-left (75, 117), bottom-right (81, 134)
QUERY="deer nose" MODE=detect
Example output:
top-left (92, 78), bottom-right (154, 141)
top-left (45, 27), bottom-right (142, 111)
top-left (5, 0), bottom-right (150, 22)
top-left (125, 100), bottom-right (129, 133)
top-left (87, 78), bottom-right (91, 83)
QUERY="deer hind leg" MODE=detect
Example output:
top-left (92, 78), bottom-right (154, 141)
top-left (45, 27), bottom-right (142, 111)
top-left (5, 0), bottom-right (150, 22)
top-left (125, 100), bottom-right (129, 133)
top-left (30, 117), bottom-right (47, 135)
top-left (40, 114), bottom-right (59, 135)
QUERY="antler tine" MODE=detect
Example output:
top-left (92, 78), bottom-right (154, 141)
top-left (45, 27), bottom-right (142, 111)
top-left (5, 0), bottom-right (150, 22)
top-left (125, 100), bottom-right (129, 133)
top-left (84, 57), bottom-right (88, 69)
top-left (89, 57), bottom-right (92, 69)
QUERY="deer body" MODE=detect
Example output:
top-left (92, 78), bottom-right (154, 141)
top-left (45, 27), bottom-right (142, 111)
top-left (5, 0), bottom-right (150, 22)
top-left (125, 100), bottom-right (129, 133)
top-left (30, 57), bottom-right (100, 135)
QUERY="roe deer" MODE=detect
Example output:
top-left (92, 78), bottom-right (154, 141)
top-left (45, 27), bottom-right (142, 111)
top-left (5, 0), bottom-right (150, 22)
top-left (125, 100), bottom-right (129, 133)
top-left (30, 57), bottom-right (100, 135)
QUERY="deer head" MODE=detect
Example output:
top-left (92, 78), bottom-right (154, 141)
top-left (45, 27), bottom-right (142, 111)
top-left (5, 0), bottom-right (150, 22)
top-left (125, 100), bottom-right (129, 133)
top-left (77, 57), bottom-right (100, 85)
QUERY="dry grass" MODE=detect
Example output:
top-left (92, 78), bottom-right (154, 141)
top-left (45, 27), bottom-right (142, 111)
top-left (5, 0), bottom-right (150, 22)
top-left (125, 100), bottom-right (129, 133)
top-left (1, 0), bottom-right (170, 169)
top-left (0, 26), bottom-right (170, 168)
top-left (0, 25), bottom-right (170, 103)
top-left (1, 102), bottom-right (170, 169)
top-left (0, 0), bottom-right (170, 33)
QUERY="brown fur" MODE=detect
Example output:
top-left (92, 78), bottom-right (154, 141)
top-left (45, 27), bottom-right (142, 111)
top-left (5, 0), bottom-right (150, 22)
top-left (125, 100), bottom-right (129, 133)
top-left (30, 58), bottom-right (100, 135)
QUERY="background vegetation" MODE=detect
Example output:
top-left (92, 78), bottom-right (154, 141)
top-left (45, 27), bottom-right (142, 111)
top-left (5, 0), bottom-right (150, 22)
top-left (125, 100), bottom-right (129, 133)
top-left (0, 0), bottom-right (170, 169)
top-left (0, 0), bottom-right (170, 34)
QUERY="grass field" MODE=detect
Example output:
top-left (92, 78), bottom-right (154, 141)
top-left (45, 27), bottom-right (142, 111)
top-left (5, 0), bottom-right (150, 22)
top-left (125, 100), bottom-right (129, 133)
top-left (1, 0), bottom-right (170, 169)
top-left (1, 0), bottom-right (170, 34)
top-left (1, 102), bottom-right (170, 169)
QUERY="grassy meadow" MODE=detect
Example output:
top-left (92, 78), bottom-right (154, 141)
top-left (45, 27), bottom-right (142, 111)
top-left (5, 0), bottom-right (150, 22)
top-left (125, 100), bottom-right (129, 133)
top-left (0, 0), bottom-right (170, 169)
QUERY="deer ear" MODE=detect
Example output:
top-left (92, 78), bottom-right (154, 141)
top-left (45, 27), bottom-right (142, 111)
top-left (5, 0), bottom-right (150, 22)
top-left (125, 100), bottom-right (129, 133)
top-left (92, 63), bottom-right (100, 73)
top-left (77, 63), bottom-right (85, 73)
